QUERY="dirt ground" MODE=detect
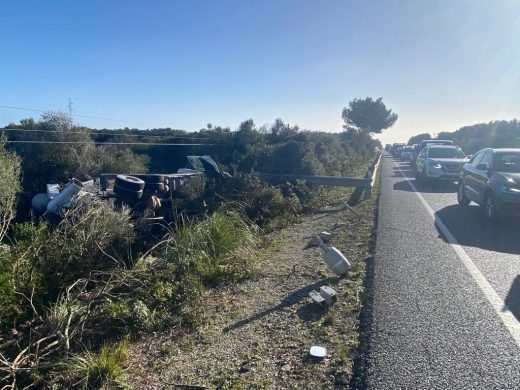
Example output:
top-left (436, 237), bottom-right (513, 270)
top-left (127, 192), bottom-right (378, 390)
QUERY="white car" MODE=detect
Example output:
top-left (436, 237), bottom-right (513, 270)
top-left (415, 145), bottom-right (469, 181)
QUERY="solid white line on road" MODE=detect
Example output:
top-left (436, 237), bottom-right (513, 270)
top-left (393, 161), bottom-right (520, 347)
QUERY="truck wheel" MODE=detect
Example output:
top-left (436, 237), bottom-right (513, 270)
top-left (113, 183), bottom-right (144, 200)
top-left (115, 175), bottom-right (145, 191)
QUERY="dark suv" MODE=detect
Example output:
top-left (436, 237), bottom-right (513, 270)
top-left (458, 148), bottom-right (520, 221)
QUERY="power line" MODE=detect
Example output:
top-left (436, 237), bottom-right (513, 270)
top-left (0, 104), bottom-right (126, 122)
top-left (0, 104), bottom-right (235, 135)
top-left (0, 128), bottom-right (223, 141)
top-left (5, 140), bottom-right (216, 146)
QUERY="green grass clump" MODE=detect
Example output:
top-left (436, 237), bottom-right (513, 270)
top-left (66, 338), bottom-right (129, 390)
top-left (166, 209), bottom-right (259, 287)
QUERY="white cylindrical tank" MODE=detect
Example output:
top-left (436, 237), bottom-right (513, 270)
top-left (321, 246), bottom-right (351, 276)
top-left (46, 179), bottom-right (83, 216)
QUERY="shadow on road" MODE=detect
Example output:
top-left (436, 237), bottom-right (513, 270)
top-left (392, 172), bottom-right (414, 179)
top-left (434, 204), bottom-right (520, 255)
top-left (392, 168), bottom-right (415, 178)
top-left (505, 275), bottom-right (520, 321)
top-left (393, 179), bottom-right (458, 194)
top-left (391, 161), bottom-right (459, 193)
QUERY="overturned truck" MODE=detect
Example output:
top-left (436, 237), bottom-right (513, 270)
top-left (31, 155), bottom-right (227, 221)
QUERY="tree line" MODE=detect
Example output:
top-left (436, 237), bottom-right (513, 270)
top-left (2, 96), bottom-right (398, 212)
top-left (407, 119), bottom-right (520, 153)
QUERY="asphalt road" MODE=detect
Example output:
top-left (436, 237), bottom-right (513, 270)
top-left (363, 153), bottom-right (520, 389)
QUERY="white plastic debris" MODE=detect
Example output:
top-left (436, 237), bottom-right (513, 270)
top-left (309, 290), bottom-right (327, 307)
top-left (81, 179), bottom-right (95, 190)
top-left (309, 346), bottom-right (327, 358)
top-left (319, 286), bottom-right (338, 305)
top-left (319, 231), bottom-right (332, 242)
top-left (308, 231), bottom-right (333, 247)
top-left (321, 246), bottom-right (350, 276)
top-left (46, 183), bottom-right (60, 199)
top-left (45, 179), bottom-right (83, 216)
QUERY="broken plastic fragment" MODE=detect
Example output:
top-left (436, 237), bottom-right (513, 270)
top-left (309, 346), bottom-right (327, 358)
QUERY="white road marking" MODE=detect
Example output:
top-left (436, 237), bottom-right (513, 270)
top-left (393, 161), bottom-right (520, 347)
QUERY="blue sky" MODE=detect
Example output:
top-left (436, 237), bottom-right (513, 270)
top-left (1, 0), bottom-right (519, 144)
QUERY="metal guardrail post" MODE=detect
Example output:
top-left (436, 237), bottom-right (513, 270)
top-left (365, 152), bottom-right (382, 199)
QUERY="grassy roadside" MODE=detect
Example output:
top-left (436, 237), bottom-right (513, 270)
top-left (125, 170), bottom-right (381, 389)
top-left (347, 160), bottom-right (381, 390)
top-left (0, 156), bottom-right (380, 389)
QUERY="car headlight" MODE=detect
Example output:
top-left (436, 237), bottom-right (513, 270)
top-left (428, 161), bottom-right (442, 169)
top-left (500, 186), bottom-right (520, 194)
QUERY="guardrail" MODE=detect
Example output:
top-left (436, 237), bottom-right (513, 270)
top-left (259, 174), bottom-right (371, 188)
top-left (365, 151), bottom-right (382, 199)
top-left (260, 152), bottom-right (382, 204)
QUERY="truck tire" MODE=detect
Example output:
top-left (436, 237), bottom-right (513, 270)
top-left (113, 183), bottom-right (144, 200)
top-left (115, 175), bottom-right (145, 191)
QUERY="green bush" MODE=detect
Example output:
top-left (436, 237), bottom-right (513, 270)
top-left (0, 138), bottom-right (20, 242)
top-left (2, 200), bottom-right (134, 330)
top-left (0, 245), bottom-right (24, 327)
top-left (218, 173), bottom-right (302, 230)
top-left (92, 145), bottom-right (150, 176)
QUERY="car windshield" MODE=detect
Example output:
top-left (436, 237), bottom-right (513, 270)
top-left (423, 142), bottom-right (451, 148)
top-left (403, 147), bottom-right (412, 152)
top-left (494, 152), bottom-right (520, 173)
top-left (428, 148), bottom-right (465, 159)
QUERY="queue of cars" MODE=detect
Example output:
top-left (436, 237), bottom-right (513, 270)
top-left (389, 140), bottom-right (520, 221)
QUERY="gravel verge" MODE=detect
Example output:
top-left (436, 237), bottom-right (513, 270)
top-left (127, 186), bottom-right (379, 390)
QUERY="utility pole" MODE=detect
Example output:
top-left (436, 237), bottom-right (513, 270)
top-left (67, 98), bottom-right (74, 120)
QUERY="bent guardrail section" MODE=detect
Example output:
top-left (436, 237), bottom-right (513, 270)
top-left (260, 152), bottom-right (382, 204)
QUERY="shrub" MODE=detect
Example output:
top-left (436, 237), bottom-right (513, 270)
top-left (0, 245), bottom-right (23, 327)
top-left (0, 138), bottom-right (20, 242)
top-left (92, 145), bottom-right (150, 176)
top-left (3, 199), bottom-right (134, 330)
top-left (218, 173), bottom-right (302, 230)
top-left (9, 113), bottom-right (97, 192)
